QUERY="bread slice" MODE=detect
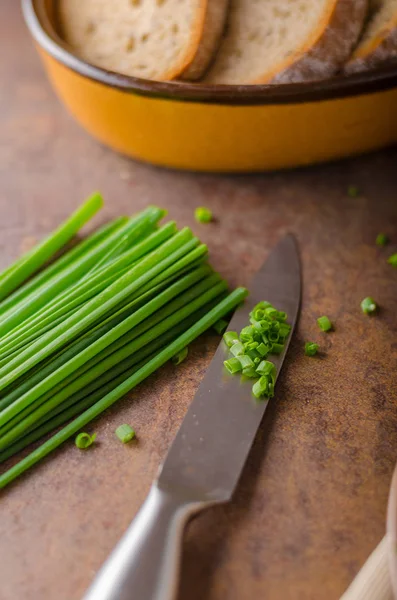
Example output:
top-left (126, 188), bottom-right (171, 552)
top-left (345, 0), bottom-right (397, 73)
top-left (205, 0), bottom-right (369, 85)
top-left (58, 0), bottom-right (228, 81)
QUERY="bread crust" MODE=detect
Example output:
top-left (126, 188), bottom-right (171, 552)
top-left (267, 0), bottom-right (369, 83)
top-left (181, 0), bottom-right (229, 80)
top-left (345, 6), bottom-right (397, 73)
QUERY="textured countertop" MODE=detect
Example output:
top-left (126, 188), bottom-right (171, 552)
top-left (1, 2), bottom-right (397, 599)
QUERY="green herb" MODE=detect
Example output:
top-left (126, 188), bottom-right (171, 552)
top-left (115, 424), bottom-right (135, 443)
top-left (0, 287), bottom-right (248, 488)
top-left (75, 432), bottom-right (96, 449)
top-left (317, 316), bottom-right (332, 332)
top-left (361, 297), bottom-right (377, 315)
top-left (213, 319), bottom-right (228, 335)
top-left (172, 347), bottom-right (188, 365)
top-left (376, 233), bottom-right (389, 246)
top-left (0, 193), bottom-right (103, 302)
top-left (222, 301), bottom-right (289, 400)
top-left (305, 342), bottom-right (319, 356)
top-left (347, 185), bottom-right (359, 198)
top-left (388, 254), bottom-right (397, 267)
top-left (224, 358), bottom-right (242, 374)
top-left (194, 207), bottom-right (213, 223)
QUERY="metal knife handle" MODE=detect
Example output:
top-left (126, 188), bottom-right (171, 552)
top-left (340, 536), bottom-right (394, 600)
top-left (82, 485), bottom-right (206, 600)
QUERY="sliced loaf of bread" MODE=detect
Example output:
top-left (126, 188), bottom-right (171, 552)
top-left (58, 0), bottom-right (228, 81)
top-left (205, 0), bottom-right (369, 84)
top-left (345, 0), bottom-right (397, 73)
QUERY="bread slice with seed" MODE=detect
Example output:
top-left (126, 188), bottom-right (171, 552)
top-left (58, 0), bottom-right (229, 82)
top-left (205, 0), bottom-right (369, 84)
top-left (345, 0), bottom-right (397, 73)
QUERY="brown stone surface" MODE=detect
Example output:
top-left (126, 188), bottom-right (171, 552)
top-left (1, 2), bottom-right (397, 599)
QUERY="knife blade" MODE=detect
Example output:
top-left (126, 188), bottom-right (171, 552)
top-left (83, 234), bottom-right (301, 600)
top-left (159, 233), bottom-right (301, 503)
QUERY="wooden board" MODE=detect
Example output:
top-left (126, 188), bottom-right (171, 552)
top-left (1, 2), bottom-right (397, 599)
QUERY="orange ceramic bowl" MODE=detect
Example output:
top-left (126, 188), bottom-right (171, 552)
top-left (23, 0), bottom-right (397, 172)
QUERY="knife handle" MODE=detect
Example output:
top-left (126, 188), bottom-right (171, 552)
top-left (82, 485), bottom-right (207, 600)
top-left (340, 536), bottom-right (394, 600)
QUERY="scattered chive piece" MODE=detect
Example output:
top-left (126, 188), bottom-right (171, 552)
top-left (223, 331), bottom-right (238, 347)
top-left (237, 355), bottom-right (254, 370)
top-left (75, 432), bottom-right (96, 449)
top-left (194, 207), bottom-right (213, 224)
top-left (305, 342), bottom-right (319, 357)
top-left (115, 424), bottom-right (135, 444)
top-left (388, 253), bottom-right (397, 268)
top-left (361, 297), bottom-right (377, 315)
top-left (224, 357), bottom-right (242, 374)
top-left (171, 347), bottom-right (188, 365)
top-left (256, 360), bottom-right (276, 378)
top-left (376, 233), bottom-right (389, 246)
top-left (347, 185), bottom-right (359, 198)
top-left (213, 319), bottom-right (228, 335)
top-left (317, 316), bottom-right (332, 332)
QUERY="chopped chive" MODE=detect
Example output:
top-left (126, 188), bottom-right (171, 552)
top-left (115, 424), bottom-right (135, 444)
top-left (242, 367), bottom-right (258, 379)
top-left (194, 207), bottom-right (213, 224)
top-left (171, 347), bottom-right (188, 365)
top-left (270, 343), bottom-right (284, 354)
top-left (224, 358), bottom-right (242, 374)
top-left (305, 342), bottom-right (319, 357)
top-left (230, 341), bottom-right (245, 357)
top-left (237, 355), bottom-right (254, 370)
top-left (252, 376), bottom-right (270, 399)
top-left (213, 319), bottom-right (228, 335)
top-left (388, 253), bottom-right (397, 268)
top-left (361, 297), bottom-right (377, 315)
top-left (376, 233), bottom-right (389, 246)
top-left (317, 316), bottom-right (332, 332)
top-left (75, 432), bottom-right (96, 449)
top-left (347, 185), bottom-right (359, 198)
top-left (256, 343), bottom-right (268, 357)
top-left (223, 331), bottom-right (238, 347)
top-left (256, 360), bottom-right (276, 378)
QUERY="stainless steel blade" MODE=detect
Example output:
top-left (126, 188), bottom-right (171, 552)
top-left (157, 234), bottom-right (301, 504)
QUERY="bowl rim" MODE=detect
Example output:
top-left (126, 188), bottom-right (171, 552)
top-left (23, 0), bottom-right (397, 106)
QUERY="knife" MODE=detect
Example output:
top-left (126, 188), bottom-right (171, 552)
top-left (82, 234), bottom-right (301, 600)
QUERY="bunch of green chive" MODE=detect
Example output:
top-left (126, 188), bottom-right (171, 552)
top-left (223, 301), bottom-right (291, 399)
top-left (0, 194), bottom-right (247, 488)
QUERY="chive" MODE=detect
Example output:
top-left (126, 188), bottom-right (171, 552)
top-left (230, 341), bottom-right (245, 357)
top-left (115, 424), bottom-right (135, 444)
top-left (256, 343), bottom-right (268, 357)
top-left (223, 332), bottom-right (238, 347)
top-left (304, 342), bottom-right (319, 357)
top-left (224, 358), bottom-right (242, 374)
top-left (270, 343), bottom-right (284, 354)
top-left (252, 376), bottom-right (271, 399)
top-left (0, 217), bottom-right (127, 315)
top-left (0, 268), bottom-right (216, 434)
top-left (194, 207), bottom-right (212, 223)
top-left (361, 297), bottom-right (377, 315)
top-left (0, 288), bottom-right (248, 487)
top-left (213, 319), bottom-right (228, 335)
top-left (317, 316), bottom-right (333, 332)
top-left (0, 193), bottom-right (103, 302)
top-left (0, 231), bottom-right (199, 391)
top-left (388, 253), bottom-right (397, 267)
top-left (0, 209), bottom-right (168, 339)
top-left (172, 347), bottom-right (188, 365)
top-left (347, 185), bottom-right (359, 198)
top-left (256, 360), bottom-right (276, 378)
top-left (0, 277), bottom-right (227, 446)
top-left (75, 432), bottom-right (96, 449)
top-left (237, 355), bottom-right (254, 370)
top-left (0, 302), bottom-right (220, 462)
top-left (376, 233), bottom-right (389, 246)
